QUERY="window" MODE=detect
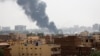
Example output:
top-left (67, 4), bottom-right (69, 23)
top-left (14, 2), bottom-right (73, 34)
top-left (21, 43), bottom-right (23, 45)
top-left (90, 39), bottom-right (93, 42)
top-left (22, 53), bottom-right (24, 55)
top-left (27, 53), bottom-right (29, 55)
top-left (35, 54), bottom-right (37, 56)
top-left (26, 48), bottom-right (28, 49)
top-left (51, 48), bottom-right (58, 51)
top-left (19, 53), bottom-right (20, 56)
top-left (35, 48), bottom-right (37, 49)
top-left (31, 54), bottom-right (33, 55)
top-left (51, 54), bottom-right (59, 56)
top-left (58, 47), bottom-right (61, 50)
top-left (40, 53), bottom-right (41, 56)
top-left (82, 40), bottom-right (83, 42)
top-left (86, 39), bottom-right (88, 42)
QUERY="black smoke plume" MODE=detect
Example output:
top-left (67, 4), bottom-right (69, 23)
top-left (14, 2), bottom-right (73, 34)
top-left (17, 0), bottom-right (58, 33)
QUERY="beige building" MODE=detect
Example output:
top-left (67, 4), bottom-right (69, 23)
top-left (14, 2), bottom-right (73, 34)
top-left (10, 33), bottom-right (27, 40)
top-left (79, 31), bottom-right (89, 37)
top-left (81, 36), bottom-right (93, 47)
top-left (10, 36), bottom-right (61, 56)
top-left (26, 36), bottom-right (46, 44)
top-left (10, 43), bottom-right (60, 56)
top-left (92, 33), bottom-right (100, 42)
top-left (92, 33), bottom-right (100, 50)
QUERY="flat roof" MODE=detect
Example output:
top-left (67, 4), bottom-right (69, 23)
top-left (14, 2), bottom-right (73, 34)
top-left (0, 43), bottom-right (9, 46)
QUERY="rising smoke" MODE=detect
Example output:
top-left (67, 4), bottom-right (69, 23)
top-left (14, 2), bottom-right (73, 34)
top-left (17, 0), bottom-right (58, 33)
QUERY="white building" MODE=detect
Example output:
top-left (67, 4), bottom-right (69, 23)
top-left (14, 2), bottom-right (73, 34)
top-left (15, 25), bottom-right (26, 31)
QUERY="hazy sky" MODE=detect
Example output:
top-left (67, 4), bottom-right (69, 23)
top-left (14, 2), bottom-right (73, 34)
top-left (0, 0), bottom-right (100, 29)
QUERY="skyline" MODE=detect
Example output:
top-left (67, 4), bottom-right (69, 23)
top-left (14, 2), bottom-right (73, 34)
top-left (0, 0), bottom-right (100, 29)
top-left (0, 23), bottom-right (99, 30)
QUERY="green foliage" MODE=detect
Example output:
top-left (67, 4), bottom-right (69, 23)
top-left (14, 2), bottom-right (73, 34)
top-left (27, 33), bottom-right (37, 37)
top-left (90, 51), bottom-right (100, 56)
top-left (0, 48), bottom-right (4, 56)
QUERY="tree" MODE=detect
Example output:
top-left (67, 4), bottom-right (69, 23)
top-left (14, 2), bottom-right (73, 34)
top-left (90, 51), bottom-right (100, 56)
top-left (0, 48), bottom-right (4, 56)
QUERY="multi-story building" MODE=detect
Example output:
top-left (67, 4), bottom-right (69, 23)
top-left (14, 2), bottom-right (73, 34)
top-left (79, 31), bottom-right (89, 37)
top-left (15, 25), bottom-right (26, 31)
top-left (2, 27), bottom-right (10, 31)
top-left (0, 34), bottom-right (13, 41)
top-left (45, 35), bottom-right (54, 44)
top-left (92, 32), bottom-right (100, 50)
top-left (0, 42), bottom-right (11, 56)
top-left (81, 36), bottom-right (93, 47)
top-left (54, 36), bottom-right (82, 46)
top-left (10, 41), bottom-right (61, 56)
top-left (92, 33), bottom-right (100, 42)
top-left (54, 35), bottom-right (92, 56)
top-left (9, 35), bottom-right (61, 56)
top-left (0, 33), bottom-right (27, 42)
top-left (9, 33), bottom-right (27, 40)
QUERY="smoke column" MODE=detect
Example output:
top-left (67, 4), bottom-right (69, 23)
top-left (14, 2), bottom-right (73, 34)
top-left (17, 0), bottom-right (58, 33)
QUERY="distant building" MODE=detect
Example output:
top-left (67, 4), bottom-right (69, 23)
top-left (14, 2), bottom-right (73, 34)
top-left (2, 27), bottom-right (10, 31)
top-left (93, 24), bottom-right (100, 32)
top-left (15, 25), bottom-right (26, 31)
top-left (0, 26), bottom-right (1, 31)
